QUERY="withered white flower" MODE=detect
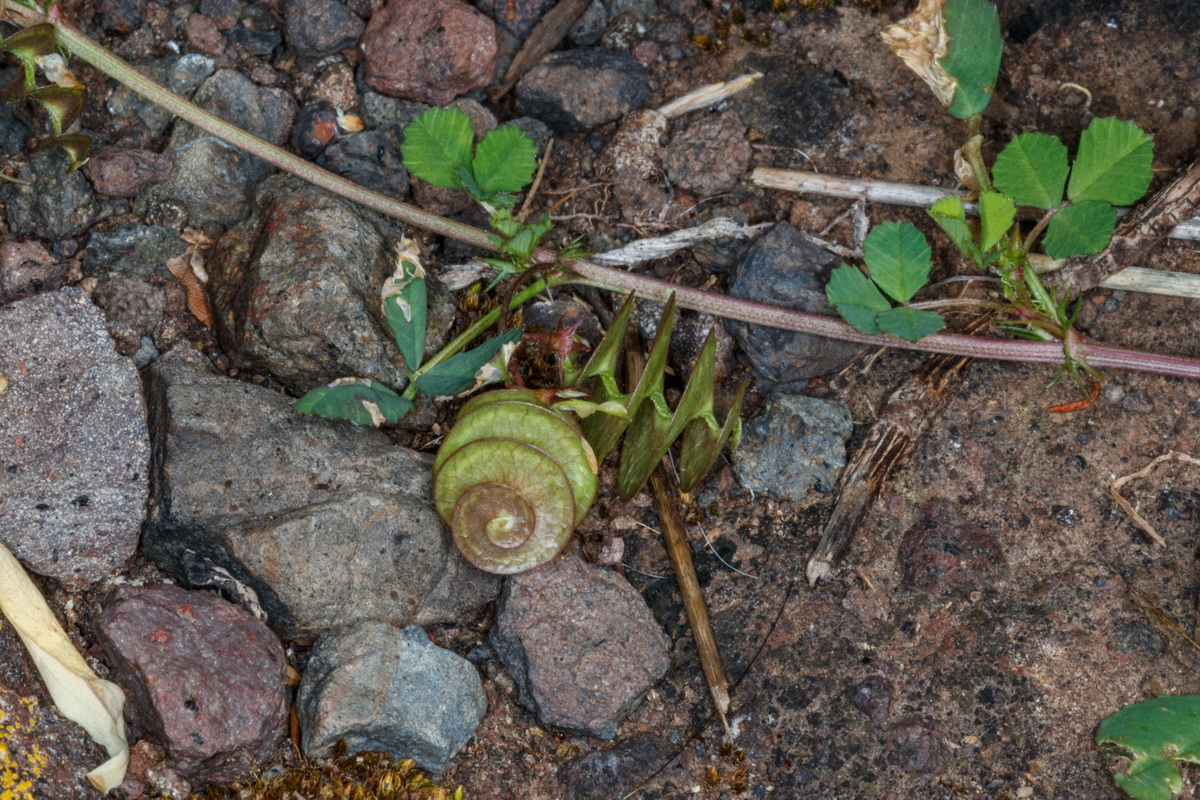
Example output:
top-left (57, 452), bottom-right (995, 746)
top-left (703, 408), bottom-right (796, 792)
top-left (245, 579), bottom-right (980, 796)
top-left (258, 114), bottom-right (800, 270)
top-left (879, 0), bottom-right (956, 110)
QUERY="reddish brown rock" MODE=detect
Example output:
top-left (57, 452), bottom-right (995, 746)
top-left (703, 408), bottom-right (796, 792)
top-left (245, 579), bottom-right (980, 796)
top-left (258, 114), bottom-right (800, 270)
top-left (0, 239), bottom-right (71, 303)
top-left (95, 584), bottom-right (288, 784)
top-left (360, 0), bottom-right (496, 106)
top-left (898, 501), bottom-right (1007, 593)
top-left (184, 12), bottom-right (226, 55)
top-left (663, 111), bottom-right (751, 197)
top-left (84, 146), bottom-right (173, 198)
top-left (489, 555), bottom-right (669, 739)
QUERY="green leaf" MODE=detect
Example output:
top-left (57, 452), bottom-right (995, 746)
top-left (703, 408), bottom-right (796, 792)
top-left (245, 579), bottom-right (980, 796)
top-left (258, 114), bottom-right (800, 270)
top-left (992, 132), bottom-right (1070, 208)
top-left (23, 86), bottom-right (86, 136)
top-left (472, 124), bottom-right (538, 195)
top-left (928, 196), bottom-right (984, 265)
top-left (940, 0), bottom-right (1003, 119)
top-left (400, 107), bottom-right (473, 190)
top-left (381, 246), bottom-right (427, 373)
top-left (416, 328), bottom-right (523, 396)
top-left (1042, 201), bottom-right (1116, 259)
top-left (31, 133), bottom-right (92, 172)
top-left (0, 24), bottom-right (57, 88)
top-left (1067, 117), bottom-right (1154, 205)
top-left (862, 222), bottom-right (933, 304)
top-left (978, 191), bottom-right (1015, 251)
top-left (1097, 695), bottom-right (1200, 800)
top-left (293, 378), bottom-right (411, 427)
top-left (876, 307), bottom-right (945, 342)
top-left (826, 263), bottom-right (890, 335)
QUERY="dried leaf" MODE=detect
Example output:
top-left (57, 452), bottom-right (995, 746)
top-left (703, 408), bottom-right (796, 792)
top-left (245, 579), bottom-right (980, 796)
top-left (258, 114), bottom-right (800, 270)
top-left (166, 229), bottom-right (216, 327)
top-left (0, 542), bottom-right (129, 792)
top-left (880, 0), bottom-right (955, 109)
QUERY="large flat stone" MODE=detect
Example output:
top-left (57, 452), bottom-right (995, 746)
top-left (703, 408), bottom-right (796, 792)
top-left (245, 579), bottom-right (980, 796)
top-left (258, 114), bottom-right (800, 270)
top-left (0, 288), bottom-right (148, 585)
top-left (143, 347), bottom-right (501, 639)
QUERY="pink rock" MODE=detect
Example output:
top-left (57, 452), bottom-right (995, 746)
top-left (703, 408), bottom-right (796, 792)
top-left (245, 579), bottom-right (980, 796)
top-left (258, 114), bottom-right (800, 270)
top-left (84, 146), bottom-right (173, 198)
top-left (96, 584), bottom-right (288, 784)
top-left (360, 0), bottom-right (496, 106)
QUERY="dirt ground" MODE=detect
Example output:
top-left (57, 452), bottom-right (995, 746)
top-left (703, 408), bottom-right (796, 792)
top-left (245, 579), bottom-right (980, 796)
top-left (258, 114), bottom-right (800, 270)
top-left (6, 0), bottom-right (1200, 798)
top-left (433, 2), bottom-right (1200, 798)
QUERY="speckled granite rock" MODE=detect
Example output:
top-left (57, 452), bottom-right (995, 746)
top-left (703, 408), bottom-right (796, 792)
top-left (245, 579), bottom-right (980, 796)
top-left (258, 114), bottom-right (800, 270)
top-left (0, 288), bottom-right (148, 585)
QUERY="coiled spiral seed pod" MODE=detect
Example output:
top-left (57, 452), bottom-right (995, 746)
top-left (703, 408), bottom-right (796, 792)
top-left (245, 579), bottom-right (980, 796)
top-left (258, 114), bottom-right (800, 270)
top-left (433, 390), bottom-right (598, 575)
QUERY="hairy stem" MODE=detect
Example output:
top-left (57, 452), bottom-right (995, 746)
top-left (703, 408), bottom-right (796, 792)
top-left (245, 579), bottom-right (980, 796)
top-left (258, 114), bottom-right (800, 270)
top-left (12, 5), bottom-right (1200, 381)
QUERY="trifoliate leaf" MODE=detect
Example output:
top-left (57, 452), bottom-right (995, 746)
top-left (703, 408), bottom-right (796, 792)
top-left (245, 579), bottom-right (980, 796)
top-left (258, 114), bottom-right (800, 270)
top-left (862, 222), bottom-right (933, 304)
top-left (928, 196), bottom-right (984, 265)
top-left (472, 124), bottom-right (538, 195)
top-left (400, 107), bottom-right (473, 190)
top-left (1041, 200), bottom-right (1116, 259)
top-left (992, 132), bottom-right (1070, 209)
top-left (940, 0), bottom-right (1003, 119)
top-left (826, 263), bottom-right (890, 335)
top-left (1097, 695), bottom-right (1200, 800)
top-left (876, 307), bottom-right (945, 342)
top-left (978, 191), bottom-right (1015, 251)
top-left (416, 328), bottom-right (523, 397)
top-left (1067, 116), bottom-right (1154, 205)
top-left (293, 378), bottom-right (412, 427)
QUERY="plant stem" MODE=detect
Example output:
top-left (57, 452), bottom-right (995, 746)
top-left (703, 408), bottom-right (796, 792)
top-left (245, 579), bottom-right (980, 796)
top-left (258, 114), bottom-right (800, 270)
top-left (961, 133), bottom-right (994, 194)
top-left (402, 277), bottom-right (558, 399)
top-left (14, 5), bottom-right (1200, 382)
top-left (1022, 205), bottom-right (1062, 254)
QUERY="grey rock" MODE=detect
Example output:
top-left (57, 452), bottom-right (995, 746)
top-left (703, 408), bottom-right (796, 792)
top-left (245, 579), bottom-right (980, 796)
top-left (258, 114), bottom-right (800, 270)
top-left (168, 53), bottom-right (216, 95)
top-left (1, 148), bottom-right (100, 240)
top-left (490, 555), bottom-right (669, 739)
top-left (516, 48), bottom-right (649, 132)
top-left (133, 138), bottom-right (262, 228)
top-left (731, 394), bottom-right (852, 501)
top-left (690, 207), bottom-right (751, 273)
top-left (82, 222), bottom-right (188, 278)
top-left (477, 0), bottom-right (555, 40)
top-left (107, 59), bottom-right (176, 139)
top-left (206, 175), bottom-right (413, 393)
top-left (317, 130), bottom-right (409, 199)
top-left (142, 347), bottom-right (501, 639)
top-left (566, 734), bottom-right (680, 800)
top-left (96, 584), bottom-right (288, 784)
top-left (729, 55), bottom-right (852, 147)
top-left (92, 274), bottom-right (168, 356)
top-left (170, 69), bottom-right (296, 149)
top-left (360, 91), bottom-right (429, 136)
top-left (511, 116), bottom-right (552, 155)
top-left (298, 622), bottom-right (486, 772)
top-left (0, 288), bottom-right (148, 586)
top-left (285, 0), bottom-right (365, 57)
top-left (0, 71), bottom-right (34, 156)
top-left (567, 0), bottom-right (608, 46)
top-left (136, 69), bottom-right (296, 228)
top-left (726, 222), bottom-right (865, 385)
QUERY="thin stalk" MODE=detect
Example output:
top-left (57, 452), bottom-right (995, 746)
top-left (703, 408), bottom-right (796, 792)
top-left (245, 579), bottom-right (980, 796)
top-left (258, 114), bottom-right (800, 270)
top-left (1022, 205), bottom-right (1062, 253)
top-left (403, 277), bottom-right (556, 399)
top-left (13, 5), bottom-right (1200, 382)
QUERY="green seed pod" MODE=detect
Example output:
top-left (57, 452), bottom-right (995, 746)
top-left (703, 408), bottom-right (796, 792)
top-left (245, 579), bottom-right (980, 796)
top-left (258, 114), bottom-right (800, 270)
top-left (433, 390), bottom-right (598, 575)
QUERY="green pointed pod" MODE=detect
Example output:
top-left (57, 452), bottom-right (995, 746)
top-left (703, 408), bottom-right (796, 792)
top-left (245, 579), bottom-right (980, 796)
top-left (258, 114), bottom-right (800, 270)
top-left (433, 390), bottom-right (598, 574)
